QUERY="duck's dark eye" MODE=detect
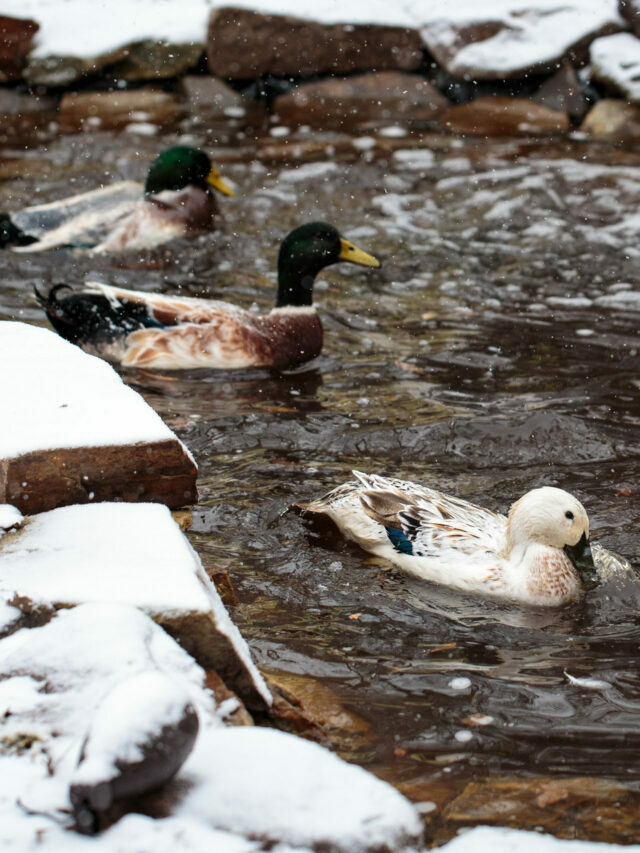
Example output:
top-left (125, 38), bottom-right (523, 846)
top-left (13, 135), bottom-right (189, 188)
top-left (565, 510), bottom-right (574, 520)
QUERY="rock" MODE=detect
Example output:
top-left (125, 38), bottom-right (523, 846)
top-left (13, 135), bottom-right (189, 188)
top-left (207, 7), bottom-right (423, 78)
top-left (0, 501), bottom-right (271, 711)
top-left (69, 672), bottom-right (199, 834)
top-left (273, 71), bottom-right (449, 130)
top-left (0, 88), bottom-right (57, 117)
top-left (421, 2), bottom-right (623, 80)
top-left (58, 88), bottom-right (183, 132)
top-left (619, 0), bottom-right (640, 35)
top-left (591, 32), bottom-right (640, 103)
top-left (532, 63), bottom-right (589, 122)
top-left (0, 323), bottom-right (196, 514)
top-left (24, 40), bottom-right (203, 88)
top-left (205, 670), bottom-right (253, 726)
top-left (581, 98), bottom-right (640, 142)
top-left (0, 15), bottom-right (38, 82)
top-left (439, 96), bottom-right (569, 136)
top-left (180, 74), bottom-right (247, 119)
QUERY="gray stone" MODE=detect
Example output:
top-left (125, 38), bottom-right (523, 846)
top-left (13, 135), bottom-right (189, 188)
top-left (532, 64), bottom-right (588, 122)
top-left (180, 75), bottom-right (246, 118)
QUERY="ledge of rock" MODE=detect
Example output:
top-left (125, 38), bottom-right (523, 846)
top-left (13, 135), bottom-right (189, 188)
top-left (58, 88), bottom-right (184, 132)
top-left (620, 0), bottom-right (640, 35)
top-left (0, 322), bottom-right (197, 513)
top-left (274, 71), bottom-right (448, 130)
top-left (421, 1), bottom-right (623, 80)
top-left (0, 501), bottom-right (270, 711)
top-left (0, 15), bottom-right (38, 82)
top-left (531, 63), bottom-right (589, 122)
top-left (439, 96), bottom-right (570, 136)
top-left (581, 98), bottom-right (640, 143)
top-left (207, 7), bottom-right (423, 78)
top-left (591, 32), bottom-right (640, 104)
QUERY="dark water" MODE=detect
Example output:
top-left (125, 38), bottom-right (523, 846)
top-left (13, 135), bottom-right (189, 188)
top-left (3, 119), bottom-right (640, 826)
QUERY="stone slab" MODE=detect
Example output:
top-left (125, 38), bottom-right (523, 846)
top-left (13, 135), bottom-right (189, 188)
top-left (207, 7), bottom-right (422, 78)
top-left (0, 15), bottom-right (38, 82)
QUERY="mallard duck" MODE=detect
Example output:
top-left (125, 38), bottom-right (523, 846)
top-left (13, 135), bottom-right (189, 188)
top-left (1, 145), bottom-right (234, 254)
top-left (298, 472), bottom-right (599, 606)
top-left (35, 222), bottom-right (380, 370)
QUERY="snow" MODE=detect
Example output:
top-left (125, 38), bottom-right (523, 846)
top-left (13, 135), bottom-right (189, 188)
top-left (591, 33), bottom-right (640, 103)
top-left (0, 504), bottom-right (22, 531)
top-left (71, 671), bottom-right (196, 786)
top-left (0, 501), bottom-right (271, 706)
top-left (0, 323), bottom-right (177, 459)
top-left (441, 827), bottom-right (640, 852)
top-left (177, 727), bottom-right (424, 851)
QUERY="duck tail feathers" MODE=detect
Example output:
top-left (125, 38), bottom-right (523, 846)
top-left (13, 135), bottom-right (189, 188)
top-left (0, 213), bottom-right (37, 249)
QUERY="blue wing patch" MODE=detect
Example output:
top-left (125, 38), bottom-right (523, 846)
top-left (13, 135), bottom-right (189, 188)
top-left (386, 526), bottom-right (413, 556)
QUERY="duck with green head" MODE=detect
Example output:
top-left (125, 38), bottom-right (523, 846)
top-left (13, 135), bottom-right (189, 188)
top-left (35, 222), bottom-right (381, 369)
top-left (4, 145), bottom-right (234, 254)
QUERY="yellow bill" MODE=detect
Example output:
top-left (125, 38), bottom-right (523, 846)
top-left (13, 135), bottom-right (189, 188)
top-left (339, 238), bottom-right (381, 268)
top-left (207, 167), bottom-right (235, 197)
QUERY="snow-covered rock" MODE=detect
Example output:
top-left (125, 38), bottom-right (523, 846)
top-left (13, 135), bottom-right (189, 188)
top-left (0, 322), bottom-right (196, 514)
top-left (421, 0), bottom-right (624, 80)
top-left (581, 98), bottom-right (640, 143)
top-left (0, 501), bottom-right (270, 710)
top-left (591, 32), bottom-right (640, 103)
top-left (441, 826), bottom-right (640, 852)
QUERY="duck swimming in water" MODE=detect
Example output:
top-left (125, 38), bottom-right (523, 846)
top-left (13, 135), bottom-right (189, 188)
top-left (35, 222), bottom-right (381, 370)
top-left (298, 473), bottom-right (598, 606)
top-left (1, 145), bottom-right (234, 254)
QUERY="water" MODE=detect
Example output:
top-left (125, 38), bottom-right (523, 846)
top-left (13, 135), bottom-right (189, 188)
top-left (2, 118), bottom-right (640, 836)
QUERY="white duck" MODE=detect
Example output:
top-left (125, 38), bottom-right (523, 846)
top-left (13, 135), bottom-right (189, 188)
top-left (298, 472), bottom-right (598, 606)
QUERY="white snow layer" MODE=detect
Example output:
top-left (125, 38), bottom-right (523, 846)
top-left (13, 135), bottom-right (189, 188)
top-left (591, 32), bottom-right (640, 103)
top-left (442, 827), bottom-right (640, 852)
top-left (0, 322), bottom-right (177, 458)
top-left (0, 0), bottom-right (623, 65)
top-left (0, 504), bottom-right (23, 531)
top-left (0, 604), bottom-right (422, 852)
top-left (0, 501), bottom-right (271, 705)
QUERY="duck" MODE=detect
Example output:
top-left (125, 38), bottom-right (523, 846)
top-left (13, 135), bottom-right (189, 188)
top-left (297, 472), bottom-right (599, 606)
top-left (1, 145), bottom-right (234, 254)
top-left (35, 221), bottom-right (381, 370)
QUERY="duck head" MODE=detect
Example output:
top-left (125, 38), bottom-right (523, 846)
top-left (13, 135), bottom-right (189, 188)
top-left (276, 221), bottom-right (380, 308)
top-left (507, 486), bottom-right (598, 590)
top-left (144, 146), bottom-right (234, 197)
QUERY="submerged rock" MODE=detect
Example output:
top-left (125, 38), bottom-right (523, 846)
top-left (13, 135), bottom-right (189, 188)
top-left (591, 32), bottom-right (640, 103)
top-left (179, 74), bottom-right (248, 119)
top-left (0, 15), bottom-right (38, 82)
top-left (439, 96), bottom-right (569, 136)
top-left (274, 71), bottom-right (449, 130)
top-left (421, 2), bottom-right (623, 80)
top-left (58, 88), bottom-right (183, 132)
top-left (531, 63), bottom-right (589, 122)
top-left (207, 7), bottom-right (422, 78)
top-left (581, 98), bottom-right (640, 143)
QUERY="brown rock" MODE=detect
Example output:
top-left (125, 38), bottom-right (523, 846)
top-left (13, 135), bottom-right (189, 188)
top-left (620, 0), bottom-right (640, 36)
top-left (0, 15), bottom-right (38, 82)
top-left (439, 96), bottom-right (569, 136)
top-left (581, 98), bottom-right (640, 143)
top-left (58, 88), bottom-right (184, 132)
top-left (207, 7), bottom-right (422, 78)
top-left (180, 74), bottom-right (248, 118)
top-left (422, 5), bottom-right (622, 80)
top-left (274, 72), bottom-right (448, 130)
top-left (205, 670), bottom-right (253, 726)
top-left (209, 568), bottom-right (239, 607)
top-left (1, 440), bottom-right (197, 515)
top-left (532, 64), bottom-right (588, 122)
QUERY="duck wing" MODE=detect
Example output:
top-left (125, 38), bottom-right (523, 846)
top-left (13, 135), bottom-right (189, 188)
top-left (353, 472), bottom-right (506, 560)
top-left (12, 182), bottom-right (142, 251)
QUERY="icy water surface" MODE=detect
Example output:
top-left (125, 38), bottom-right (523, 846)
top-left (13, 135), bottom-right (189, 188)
top-left (2, 121), bottom-right (640, 838)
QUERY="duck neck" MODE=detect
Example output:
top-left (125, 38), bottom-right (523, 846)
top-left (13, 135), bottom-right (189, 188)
top-left (276, 259), bottom-right (325, 308)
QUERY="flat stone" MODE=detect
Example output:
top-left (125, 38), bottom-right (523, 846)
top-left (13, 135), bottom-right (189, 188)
top-left (207, 7), bottom-right (422, 78)
top-left (421, 2), bottom-right (623, 80)
top-left (0, 15), bottom-right (38, 82)
top-left (274, 71), bottom-right (449, 130)
top-left (24, 40), bottom-right (203, 88)
top-left (591, 32), bottom-right (640, 103)
top-left (0, 88), bottom-right (57, 117)
top-left (0, 502), bottom-right (271, 711)
top-left (439, 96), bottom-right (569, 136)
top-left (581, 98), bottom-right (640, 143)
top-left (58, 88), bottom-right (183, 132)
top-left (180, 74), bottom-right (247, 118)
top-left (531, 63), bottom-right (589, 121)
top-left (0, 322), bottom-right (196, 514)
